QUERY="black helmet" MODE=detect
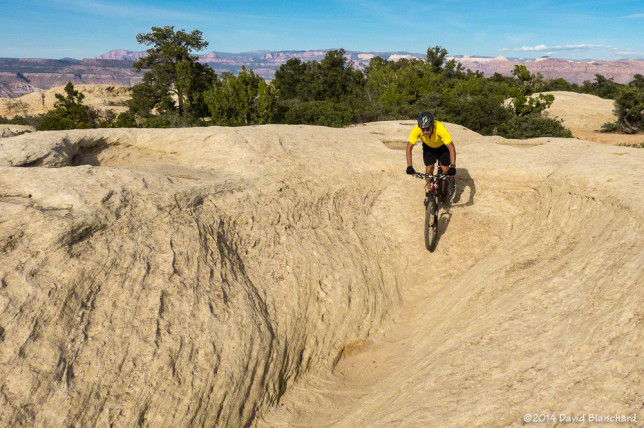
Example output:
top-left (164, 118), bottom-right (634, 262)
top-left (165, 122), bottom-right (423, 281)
top-left (418, 111), bottom-right (434, 129)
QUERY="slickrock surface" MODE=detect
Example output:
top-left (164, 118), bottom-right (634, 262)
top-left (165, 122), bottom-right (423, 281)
top-left (0, 125), bottom-right (34, 138)
top-left (542, 91), bottom-right (644, 146)
top-left (0, 121), bottom-right (642, 427)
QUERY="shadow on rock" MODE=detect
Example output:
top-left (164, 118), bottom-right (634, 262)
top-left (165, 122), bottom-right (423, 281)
top-left (451, 168), bottom-right (476, 207)
top-left (71, 139), bottom-right (111, 166)
top-left (435, 210), bottom-right (453, 248)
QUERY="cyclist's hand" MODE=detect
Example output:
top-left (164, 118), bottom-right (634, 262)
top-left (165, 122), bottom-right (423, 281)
top-left (447, 167), bottom-right (456, 176)
top-left (406, 166), bottom-right (416, 175)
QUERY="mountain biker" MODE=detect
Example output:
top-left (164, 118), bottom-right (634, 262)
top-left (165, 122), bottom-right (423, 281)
top-left (405, 111), bottom-right (456, 199)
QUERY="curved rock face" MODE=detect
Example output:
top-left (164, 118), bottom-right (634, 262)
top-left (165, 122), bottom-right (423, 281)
top-left (0, 126), bottom-right (404, 426)
top-left (0, 122), bottom-right (642, 427)
top-left (261, 161), bottom-right (644, 426)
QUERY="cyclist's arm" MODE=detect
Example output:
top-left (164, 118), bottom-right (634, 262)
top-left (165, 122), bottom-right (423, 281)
top-left (407, 126), bottom-right (421, 167)
top-left (406, 142), bottom-right (415, 167)
top-left (446, 141), bottom-right (456, 165)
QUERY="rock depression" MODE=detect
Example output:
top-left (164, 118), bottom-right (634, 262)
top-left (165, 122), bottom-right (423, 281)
top-left (0, 122), bottom-right (642, 427)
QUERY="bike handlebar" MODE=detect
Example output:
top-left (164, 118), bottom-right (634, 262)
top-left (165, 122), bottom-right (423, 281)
top-left (413, 172), bottom-right (447, 180)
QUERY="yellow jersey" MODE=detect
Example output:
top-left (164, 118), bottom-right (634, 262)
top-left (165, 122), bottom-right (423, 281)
top-left (408, 121), bottom-right (453, 149)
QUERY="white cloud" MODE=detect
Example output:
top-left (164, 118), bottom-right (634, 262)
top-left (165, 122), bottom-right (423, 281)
top-left (513, 44), bottom-right (548, 52)
top-left (624, 13), bottom-right (644, 18)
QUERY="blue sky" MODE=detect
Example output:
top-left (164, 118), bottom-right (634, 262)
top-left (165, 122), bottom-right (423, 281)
top-left (1, 0), bottom-right (643, 60)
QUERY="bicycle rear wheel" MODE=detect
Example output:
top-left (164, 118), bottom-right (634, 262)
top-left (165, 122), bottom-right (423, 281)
top-left (424, 195), bottom-right (439, 252)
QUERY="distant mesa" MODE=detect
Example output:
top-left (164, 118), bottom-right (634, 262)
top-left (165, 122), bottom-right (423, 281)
top-left (95, 50), bottom-right (147, 61)
top-left (387, 54), bottom-right (417, 61)
top-left (0, 58), bottom-right (143, 98)
top-left (453, 55), bottom-right (509, 63)
top-left (199, 52), bottom-right (219, 62)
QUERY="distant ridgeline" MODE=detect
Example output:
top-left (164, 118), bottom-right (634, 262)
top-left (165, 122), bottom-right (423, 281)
top-left (94, 49), bottom-right (427, 81)
top-left (1, 51), bottom-right (643, 98)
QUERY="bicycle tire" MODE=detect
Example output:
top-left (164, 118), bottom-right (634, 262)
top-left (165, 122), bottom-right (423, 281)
top-left (424, 195), bottom-right (439, 252)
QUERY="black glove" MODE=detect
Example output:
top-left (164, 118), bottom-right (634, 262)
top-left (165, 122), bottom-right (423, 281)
top-left (447, 167), bottom-right (456, 176)
top-left (406, 166), bottom-right (416, 175)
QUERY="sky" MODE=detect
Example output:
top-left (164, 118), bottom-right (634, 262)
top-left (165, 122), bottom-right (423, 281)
top-left (1, 0), bottom-right (643, 60)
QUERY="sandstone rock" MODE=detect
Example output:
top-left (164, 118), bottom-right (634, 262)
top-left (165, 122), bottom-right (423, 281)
top-left (0, 125), bottom-right (34, 138)
top-left (0, 116), bottom-right (641, 427)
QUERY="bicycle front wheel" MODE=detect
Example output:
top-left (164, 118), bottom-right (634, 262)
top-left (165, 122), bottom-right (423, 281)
top-left (424, 195), bottom-right (439, 252)
top-left (438, 179), bottom-right (448, 204)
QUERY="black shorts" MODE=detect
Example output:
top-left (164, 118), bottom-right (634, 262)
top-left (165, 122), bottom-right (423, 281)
top-left (422, 144), bottom-right (450, 166)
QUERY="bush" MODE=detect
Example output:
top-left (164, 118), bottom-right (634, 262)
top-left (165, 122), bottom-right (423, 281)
top-left (496, 114), bottom-right (573, 139)
top-left (412, 92), bottom-right (510, 136)
top-left (205, 67), bottom-right (275, 126)
top-left (613, 86), bottom-right (644, 133)
top-left (140, 113), bottom-right (204, 128)
top-left (115, 112), bottom-right (138, 128)
top-left (283, 100), bottom-right (358, 127)
top-left (600, 122), bottom-right (621, 133)
top-left (140, 115), bottom-right (174, 128)
top-left (36, 111), bottom-right (76, 130)
top-left (0, 115), bottom-right (19, 125)
top-left (618, 142), bottom-right (644, 148)
top-left (0, 114), bottom-right (41, 127)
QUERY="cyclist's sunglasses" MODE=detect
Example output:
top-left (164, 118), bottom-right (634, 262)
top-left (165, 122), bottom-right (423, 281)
top-left (421, 126), bottom-right (433, 132)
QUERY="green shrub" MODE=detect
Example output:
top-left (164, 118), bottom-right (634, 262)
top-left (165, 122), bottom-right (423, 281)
top-left (600, 122), bottom-right (621, 132)
top-left (140, 113), bottom-right (203, 128)
top-left (115, 112), bottom-right (138, 128)
top-left (283, 100), bottom-right (358, 127)
top-left (36, 111), bottom-right (76, 130)
top-left (140, 115), bottom-right (173, 128)
top-left (205, 66), bottom-right (275, 126)
top-left (613, 86), bottom-right (644, 132)
top-left (0, 115), bottom-right (39, 126)
top-left (618, 142), bottom-right (644, 148)
top-left (412, 92), bottom-right (510, 136)
top-left (496, 114), bottom-right (573, 139)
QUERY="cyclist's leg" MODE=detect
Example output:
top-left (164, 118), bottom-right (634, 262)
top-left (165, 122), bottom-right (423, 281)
top-left (422, 145), bottom-right (437, 174)
top-left (437, 146), bottom-right (455, 199)
top-left (422, 146), bottom-right (438, 189)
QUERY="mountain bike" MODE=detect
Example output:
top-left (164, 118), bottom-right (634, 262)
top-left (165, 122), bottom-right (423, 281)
top-left (414, 172), bottom-right (449, 252)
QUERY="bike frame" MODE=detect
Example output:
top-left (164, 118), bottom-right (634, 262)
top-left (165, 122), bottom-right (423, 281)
top-left (413, 172), bottom-right (449, 203)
